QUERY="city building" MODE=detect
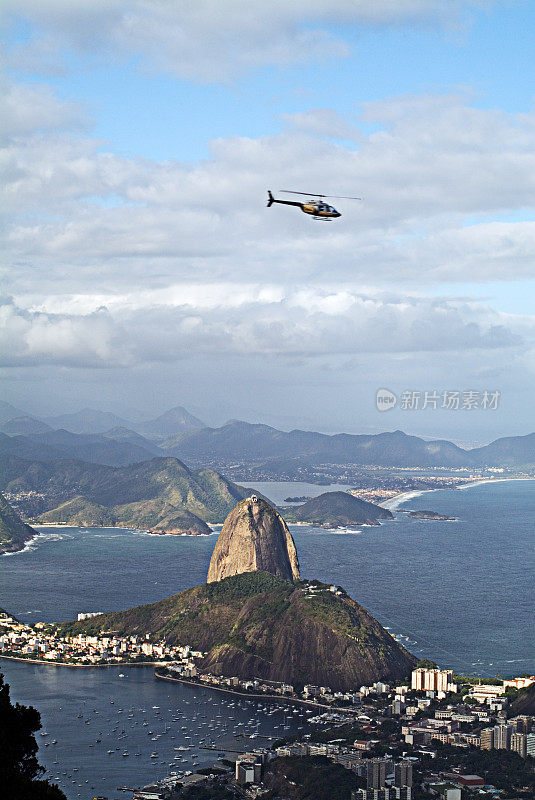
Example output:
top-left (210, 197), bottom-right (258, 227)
top-left (395, 762), bottom-right (413, 788)
top-left (511, 732), bottom-right (527, 758)
top-left (468, 683), bottom-right (504, 702)
top-left (366, 758), bottom-right (392, 788)
top-left (479, 728), bottom-right (494, 750)
top-left (494, 723), bottom-right (513, 750)
top-left (411, 668), bottom-right (456, 693)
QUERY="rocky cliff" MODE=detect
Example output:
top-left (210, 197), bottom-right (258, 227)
top-left (207, 496), bottom-right (300, 583)
top-left (0, 492), bottom-right (37, 554)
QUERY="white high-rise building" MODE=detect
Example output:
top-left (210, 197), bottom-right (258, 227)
top-left (411, 668), bottom-right (455, 693)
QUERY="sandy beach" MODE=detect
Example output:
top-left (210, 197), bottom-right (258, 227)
top-left (379, 476), bottom-right (535, 511)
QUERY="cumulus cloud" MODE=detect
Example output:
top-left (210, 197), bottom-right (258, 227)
top-left (280, 109), bottom-right (363, 141)
top-left (0, 83), bottom-right (88, 140)
top-left (0, 298), bottom-right (122, 367)
top-left (2, 88), bottom-right (535, 296)
top-left (6, 1), bottom-right (486, 80)
top-left (1, 288), bottom-right (527, 369)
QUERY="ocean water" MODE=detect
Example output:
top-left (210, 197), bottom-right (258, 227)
top-left (1, 479), bottom-right (534, 798)
top-left (1, 480), bottom-right (533, 675)
top-left (4, 660), bottom-right (312, 800)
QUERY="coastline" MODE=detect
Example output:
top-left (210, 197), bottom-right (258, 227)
top-left (154, 671), bottom-right (354, 714)
top-left (1, 523), bottom-right (218, 557)
top-left (0, 654), bottom-right (170, 669)
top-left (379, 476), bottom-right (535, 511)
top-left (4, 476), bottom-right (533, 555)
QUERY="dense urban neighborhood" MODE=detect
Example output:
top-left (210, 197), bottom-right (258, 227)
top-left (2, 611), bottom-right (534, 800)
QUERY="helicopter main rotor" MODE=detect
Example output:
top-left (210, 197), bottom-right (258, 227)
top-left (279, 190), bottom-right (362, 200)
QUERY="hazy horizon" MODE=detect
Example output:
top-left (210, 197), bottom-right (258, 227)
top-left (2, 395), bottom-right (533, 449)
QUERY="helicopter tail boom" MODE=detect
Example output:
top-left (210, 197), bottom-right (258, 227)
top-left (267, 191), bottom-right (303, 209)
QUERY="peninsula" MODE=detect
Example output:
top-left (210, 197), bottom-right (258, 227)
top-left (60, 497), bottom-right (415, 690)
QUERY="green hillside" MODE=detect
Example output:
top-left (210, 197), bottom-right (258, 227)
top-left (0, 455), bottom-right (253, 531)
top-left (61, 571), bottom-right (416, 691)
top-left (284, 491), bottom-right (393, 527)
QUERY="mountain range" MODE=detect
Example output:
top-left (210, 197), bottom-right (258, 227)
top-left (164, 421), bottom-right (535, 469)
top-left (0, 403), bottom-right (533, 469)
top-left (0, 455), bottom-right (253, 533)
top-left (0, 403), bottom-right (205, 439)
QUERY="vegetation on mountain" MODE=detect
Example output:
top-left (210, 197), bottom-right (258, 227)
top-left (0, 673), bottom-right (67, 799)
top-left (284, 491), bottom-right (392, 527)
top-left (163, 422), bottom-right (472, 467)
top-left (0, 493), bottom-right (37, 554)
top-left (0, 454), bottom-right (252, 530)
top-left (61, 571), bottom-right (416, 691)
top-left (37, 496), bottom-right (116, 527)
top-left (418, 742), bottom-right (535, 793)
top-left (509, 681), bottom-right (535, 716)
top-left (469, 431), bottom-right (535, 467)
top-left (406, 509), bottom-right (455, 520)
top-left (263, 755), bottom-right (362, 799)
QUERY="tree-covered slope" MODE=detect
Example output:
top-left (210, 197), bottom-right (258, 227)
top-left (0, 454), bottom-right (253, 529)
top-left (61, 571), bottom-right (416, 691)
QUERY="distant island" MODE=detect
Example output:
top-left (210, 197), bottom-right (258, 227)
top-left (404, 509), bottom-right (456, 521)
top-left (284, 491), bottom-right (393, 528)
top-left (284, 495), bottom-right (312, 503)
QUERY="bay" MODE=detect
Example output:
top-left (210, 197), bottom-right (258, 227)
top-left (3, 659), bottom-right (311, 800)
top-left (1, 480), bottom-right (532, 677)
top-left (1, 478), bottom-right (534, 799)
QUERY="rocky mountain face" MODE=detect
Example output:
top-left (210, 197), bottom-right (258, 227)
top-left (207, 496), bottom-right (300, 583)
top-left (0, 493), bottom-right (37, 554)
top-left (65, 571), bottom-right (416, 691)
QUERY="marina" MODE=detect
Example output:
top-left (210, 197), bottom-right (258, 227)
top-left (2, 659), bottom-right (313, 800)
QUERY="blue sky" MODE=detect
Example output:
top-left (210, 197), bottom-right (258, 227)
top-left (9, 2), bottom-right (535, 162)
top-left (2, 1), bottom-right (534, 441)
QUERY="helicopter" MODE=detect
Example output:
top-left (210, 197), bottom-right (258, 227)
top-left (267, 189), bottom-right (361, 219)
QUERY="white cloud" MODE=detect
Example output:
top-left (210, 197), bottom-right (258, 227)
top-left (1, 288), bottom-right (527, 369)
top-left (2, 89), bottom-right (534, 296)
top-left (0, 83), bottom-right (88, 140)
top-left (280, 109), bottom-right (363, 141)
top-left (0, 299), bottom-right (121, 367)
top-left (6, 1), bottom-right (487, 80)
